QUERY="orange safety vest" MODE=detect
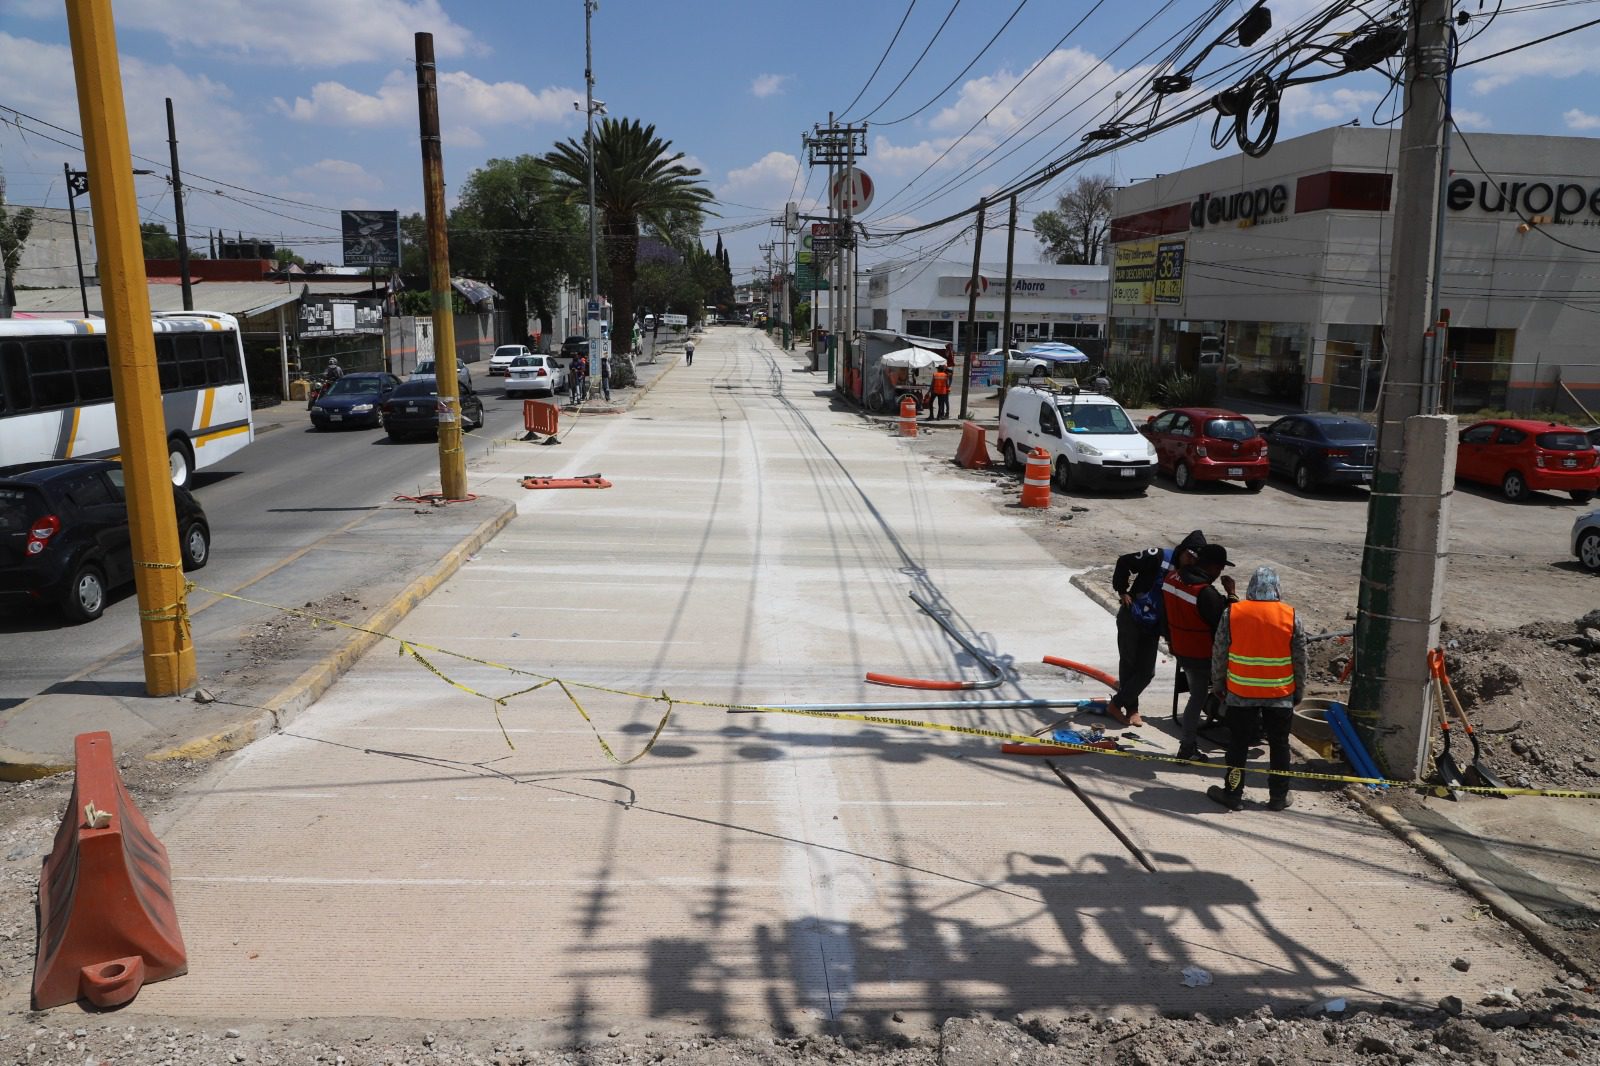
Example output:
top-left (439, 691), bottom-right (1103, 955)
top-left (1161, 570), bottom-right (1216, 659)
top-left (932, 369), bottom-right (951, 395)
top-left (1225, 600), bottom-right (1297, 700)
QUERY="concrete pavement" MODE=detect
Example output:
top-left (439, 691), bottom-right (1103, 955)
top-left (58, 329), bottom-right (1565, 1030)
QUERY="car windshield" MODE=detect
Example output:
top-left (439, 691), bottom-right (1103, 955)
top-left (325, 377), bottom-right (379, 396)
top-left (1205, 418), bottom-right (1256, 441)
top-left (511, 355), bottom-right (541, 368)
top-left (1059, 402), bottom-right (1135, 434)
top-left (1318, 418), bottom-right (1376, 441)
top-left (493, 348), bottom-right (521, 359)
top-left (1537, 431), bottom-right (1590, 451)
top-left (0, 486), bottom-right (43, 533)
top-left (392, 380), bottom-right (437, 398)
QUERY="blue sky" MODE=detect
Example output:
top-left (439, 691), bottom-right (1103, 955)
top-left (3, 0), bottom-right (1599, 283)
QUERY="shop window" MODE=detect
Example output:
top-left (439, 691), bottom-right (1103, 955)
top-left (1445, 328), bottom-right (1515, 414)
top-left (1224, 321), bottom-right (1308, 406)
top-left (1326, 324), bottom-right (1382, 412)
top-left (1109, 319), bottom-right (1154, 363)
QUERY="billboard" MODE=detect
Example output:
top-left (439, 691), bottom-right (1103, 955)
top-left (1112, 241), bottom-right (1157, 305)
top-left (341, 210), bottom-right (400, 268)
top-left (1154, 240), bottom-right (1186, 305)
top-left (299, 295), bottom-right (386, 335)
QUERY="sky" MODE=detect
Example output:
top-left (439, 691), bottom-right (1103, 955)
top-left (3, 0), bottom-right (1600, 287)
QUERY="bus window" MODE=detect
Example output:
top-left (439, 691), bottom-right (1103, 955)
top-left (26, 339), bottom-right (75, 408)
top-left (175, 335), bottom-right (206, 389)
top-left (154, 335), bottom-right (180, 391)
top-left (71, 338), bottom-right (113, 404)
top-left (201, 333), bottom-right (232, 386)
top-left (0, 341), bottom-right (28, 412)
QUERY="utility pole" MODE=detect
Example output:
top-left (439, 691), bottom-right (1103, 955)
top-left (165, 98), bottom-right (192, 311)
top-left (999, 195), bottom-right (1018, 408)
top-left (64, 164), bottom-right (90, 317)
top-left (959, 200), bottom-right (987, 421)
top-left (781, 207), bottom-right (794, 349)
top-left (1349, 0), bottom-right (1454, 780)
top-left (583, 0), bottom-right (605, 383)
top-left (806, 117), bottom-right (867, 388)
top-left (66, 0), bottom-right (195, 695)
top-left (413, 32), bottom-right (467, 500)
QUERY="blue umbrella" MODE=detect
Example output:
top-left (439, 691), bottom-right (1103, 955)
top-left (1020, 342), bottom-right (1089, 364)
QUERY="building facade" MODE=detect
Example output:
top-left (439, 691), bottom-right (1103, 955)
top-left (864, 259), bottom-right (1107, 354)
top-left (1107, 126), bottom-right (1600, 414)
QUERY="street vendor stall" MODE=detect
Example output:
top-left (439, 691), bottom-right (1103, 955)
top-left (879, 346), bottom-right (947, 414)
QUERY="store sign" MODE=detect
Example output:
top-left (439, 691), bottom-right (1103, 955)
top-left (1190, 183), bottom-right (1289, 228)
top-left (1446, 178), bottom-right (1600, 221)
top-left (1112, 241), bottom-right (1157, 305)
top-left (933, 275), bottom-right (1102, 299)
top-left (1154, 240), bottom-right (1186, 305)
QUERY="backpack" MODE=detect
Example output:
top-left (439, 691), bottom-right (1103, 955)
top-left (1128, 547), bottom-right (1174, 632)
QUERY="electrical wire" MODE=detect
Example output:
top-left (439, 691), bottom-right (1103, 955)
top-left (1457, 13), bottom-right (1600, 65)
top-left (837, 0), bottom-right (922, 118)
top-left (870, 0), bottom-right (1034, 127)
top-left (856, 0), bottom-right (966, 122)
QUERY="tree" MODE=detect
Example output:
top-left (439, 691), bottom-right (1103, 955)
top-left (398, 212), bottom-right (429, 278)
top-left (0, 171), bottom-right (36, 314)
top-left (1032, 175), bottom-right (1115, 265)
top-left (140, 222), bottom-right (178, 259)
top-left (543, 117), bottom-right (712, 371)
top-left (273, 247), bottom-right (307, 269)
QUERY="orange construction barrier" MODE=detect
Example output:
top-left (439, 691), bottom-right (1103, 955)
top-left (955, 421), bottom-right (992, 468)
top-left (521, 474), bottom-right (612, 490)
top-left (1021, 446), bottom-right (1051, 507)
top-left (523, 399), bottom-right (559, 437)
top-left (1001, 740), bottom-right (1119, 757)
top-left (898, 394), bottom-right (918, 437)
top-left (33, 732), bottom-right (186, 1010)
top-left (1042, 656), bottom-right (1119, 689)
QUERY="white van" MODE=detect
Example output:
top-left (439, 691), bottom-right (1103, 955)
top-left (997, 383), bottom-right (1157, 491)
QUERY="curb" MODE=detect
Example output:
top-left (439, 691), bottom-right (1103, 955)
top-left (1069, 572), bottom-right (1122, 617)
top-left (144, 496), bottom-right (518, 764)
top-left (625, 354), bottom-right (678, 410)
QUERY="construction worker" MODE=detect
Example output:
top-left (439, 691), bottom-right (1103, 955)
top-left (1162, 542), bottom-right (1237, 761)
top-left (930, 362), bottom-right (952, 420)
top-left (1108, 529), bottom-right (1207, 727)
top-left (1207, 566), bottom-right (1308, 813)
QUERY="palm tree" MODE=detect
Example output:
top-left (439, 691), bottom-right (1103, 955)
top-left (543, 118), bottom-right (712, 373)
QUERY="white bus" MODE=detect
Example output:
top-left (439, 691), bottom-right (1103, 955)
top-left (0, 312), bottom-right (254, 488)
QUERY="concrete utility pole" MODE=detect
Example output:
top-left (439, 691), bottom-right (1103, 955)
top-left (1349, 0), bottom-right (1454, 780)
top-left (66, 0), bottom-right (195, 695)
top-left (583, 0), bottom-right (605, 379)
top-left (806, 118), bottom-right (867, 387)
top-left (999, 195), bottom-right (1017, 408)
top-left (959, 200), bottom-right (986, 420)
top-left (413, 32), bottom-right (467, 500)
top-left (165, 98), bottom-right (192, 311)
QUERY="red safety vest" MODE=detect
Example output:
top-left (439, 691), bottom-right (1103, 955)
top-left (1225, 600), bottom-right (1297, 700)
top-left (932, 369), bottom-right (951, 395)
top-left (1162, 570), bottom-right (1216, 659)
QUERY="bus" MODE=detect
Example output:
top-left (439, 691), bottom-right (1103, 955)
top-left (0, 312), bottom-right (254, 489)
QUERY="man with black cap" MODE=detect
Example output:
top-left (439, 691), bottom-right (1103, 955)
top-left (1108, 529), bottom-right (1207, 726)
top-left (1162, 542), bottom-right (1237, 760)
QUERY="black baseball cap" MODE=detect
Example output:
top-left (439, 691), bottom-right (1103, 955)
top-left (1197, 543), bottom-right (1234, 568)
top-left (1176, 529), bottom-right (1207, 554)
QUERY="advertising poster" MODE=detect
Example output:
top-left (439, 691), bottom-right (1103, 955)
top-left (1154, 240), bottom-right (1186, 305)
top-left (1112, 241), bottom-right (1156, 305)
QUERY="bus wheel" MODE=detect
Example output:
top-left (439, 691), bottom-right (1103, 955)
top-left (168, 437), bottom-right (194, 490)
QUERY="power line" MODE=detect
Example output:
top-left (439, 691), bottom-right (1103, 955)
top-left (856, 0), bottom-right (965, 122)
top-left (837, 0), bottom-right (922, 118)
top-left (1457, 13), bottom-right (1600, 65)
top-left (871, 0), bottom-right (1034, 127)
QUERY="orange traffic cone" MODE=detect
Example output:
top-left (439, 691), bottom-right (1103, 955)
top-left (1021, 447), bottom-right (1051, 508)
top-left (898, 394), bottom-right (919, 437)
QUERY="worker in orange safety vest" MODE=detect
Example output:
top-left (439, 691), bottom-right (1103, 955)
top-left (930, 364), bottom-right (952, 421)
top-left (1162, 542), bottom-right (1236, 760)
top-left (1207, 566), bottom-right (1307, 813)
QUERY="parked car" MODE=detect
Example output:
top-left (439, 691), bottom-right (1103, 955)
top-left (1260, 413), bottom-right (1377, 491)
top-left (381, 376), bottom-right (485, 441)
top-left (1140, 407), bottom-right (1270, 491)
top-left (488, 345), bottom-right (530, 376)
top-left (1455, 419), bottom-right (1598, 503)
top-left (504, 354), bottom-right (566, 398)
top-left (998, 383), bottom-right (1156, 491)
top-left (559, 335), bottom-right (589, 361)
top-left (410, 358), bottom-right (473, 392)
top-left (308, 372), bottom-right (400, 430)
top-left (0, 460), bottom-right (209, 623)
top-left (1587, 426), bottom-right (1600, 452)
top-left (1574, 508), bottom-right (1600, 573)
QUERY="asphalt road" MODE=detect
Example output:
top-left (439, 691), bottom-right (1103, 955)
top-left (0, 364), bottom-right (530, 707)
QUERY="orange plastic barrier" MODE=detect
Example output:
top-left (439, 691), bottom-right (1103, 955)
top-left (1021, 447), bottom-right (1051, 507)
top-left (898, 394), bottom-right (919, 437)
top-left (520, 475), bottom-right (612, 490)
top-left (522, 399), bottom-right (559, 437)
top-left (1042, 656), bottom-right (1119, 689)
top-left (1001, 741), bottom-right (1119, 757)
top-left (955, 421), bottom-right (992, 468)
top-left (33, 732), bottom-right (186, 1010)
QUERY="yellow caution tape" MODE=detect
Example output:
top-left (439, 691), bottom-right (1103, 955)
top-left (187, 582), bottom-right (1600, 799)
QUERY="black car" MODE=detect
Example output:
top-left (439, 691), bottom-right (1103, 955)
top-left (310, 372), bottom-right (401, 430)
top-left (0, 460), bottom-right (209, 623)
top-left (381, 376), bottom-right (485, 441)
top-left (559, 335), bottom-right (589, 360)
top-left (1261, 413), bottom-right (1377, 491)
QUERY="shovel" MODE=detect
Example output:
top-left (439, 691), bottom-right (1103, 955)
top-left (1427, 653), bottom-right (1467, 800)
top-left (1437, 659), bottom-right (1510, 797)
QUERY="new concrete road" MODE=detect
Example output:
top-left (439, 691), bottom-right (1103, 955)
top-left (0, 364), bottom-right (526, 710)
top-left (120, 330), bottom-right (1565, 1032)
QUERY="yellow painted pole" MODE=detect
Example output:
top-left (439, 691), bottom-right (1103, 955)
top-left (414, 32), bottom-right (467, 499)
top-left (65, 0), bottom-right (195, 695)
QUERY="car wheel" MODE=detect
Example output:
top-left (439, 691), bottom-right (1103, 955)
top-left (61, 563), bottom-right (107, 624)
top-left (1054, 457), bottom-right (1072, 491)
top-left (1293, 459), bottom-right (1314, 492)
top-left (167, 436), bottom-right (194, 490)
top-left (1501, 469), bottom-right (1529, 502)
top-left (1571, 490), bottom-right (1594, 504)
top-left (1245, 479), bottom-right (1265, 493)
top-left (1002, 441), bottom-right (1019, 472)
top-left (181, 522), bottom-right (210, 571)
top-left (1174, 461), bottom-right (1194, 491)
top-left (1580, 529), bottom-right (1600, 573)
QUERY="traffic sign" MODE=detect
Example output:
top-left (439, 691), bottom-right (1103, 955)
top-left (830, 169), bottom-right (874, 214)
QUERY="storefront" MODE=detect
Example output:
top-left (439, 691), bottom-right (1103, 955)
top-left (864, 260), bottom-right (1107, 356)
top-left (1107, 126), bottom-right (1600, 415)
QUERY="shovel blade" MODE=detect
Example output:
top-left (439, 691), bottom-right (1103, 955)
top-left (1465, 763), bottom-right (1511, 797)
top-left (1436, 753), bottom-right (1467, 800)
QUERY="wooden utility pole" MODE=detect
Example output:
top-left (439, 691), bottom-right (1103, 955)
top-left (165, 98), bottom-right (192, 311)
top-left (66, 0), bottom-right (195, 695)
top-left (999, 195), bottom-right (1018, 408)
top-left (414, 32), bottom-right (467, 500)
top-left (958, 200), bottom-right (987, 420)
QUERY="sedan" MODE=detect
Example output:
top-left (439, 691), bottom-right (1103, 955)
top-left (505, 354), bottom-right (566, 398)
top-left (309, 372), bottom-right (400, 430)
top-left (381, 376), bottom-right (485, 442)
top-left (488, 345), bottom-right (530, 376)
top-left (1261, 413), bottom-right (1376, 491)
top-left (1140, 407), bottom-right (1269, 491)
top-left (1575, 509), bottom-right (1600, 573)
top-left (1456, 419), bottom-right (1598, 503)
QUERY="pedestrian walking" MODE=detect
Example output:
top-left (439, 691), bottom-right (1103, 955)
top-left (1162, 543), bottom-right (1237, 761)
top-left (685, 339), bottom-right (695, 366)
top-left (1207, 566), bottom-right (1307, 812)
top-left (931, 364), bottom-right (951, 420)
top-left (1108, 530), bottom-right (1207, 726)
top-left (599, 354), bottom-right (612, 402)
top-left (571, 352), bottom-right (589, 402)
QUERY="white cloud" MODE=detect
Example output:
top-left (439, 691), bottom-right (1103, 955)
top-left (1465, 13), bottom-right (1600, 94)
top-left (111, 0), bottom-right (477, 66)
top-left (716, 151), bottom-right (801, 210)
top-left (1451, 109), bottom-right (1491, 131)
top-left (750, 73), bottom-right (790, 99)
top-left (276, 70), bottom-right (578, 132)
top-left (1279, 85), bottom-right (1383, 125)
top-left (1565, 108), bottom-right (1600, 131)
top-left (291, 158), bottom-right (384, 193)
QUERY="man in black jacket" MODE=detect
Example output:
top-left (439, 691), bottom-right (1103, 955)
top-left (1107, 529), bottom-right (1206, 726)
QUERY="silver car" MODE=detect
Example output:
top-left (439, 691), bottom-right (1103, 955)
top-left (1574, 508), bottom-right (1600, 573)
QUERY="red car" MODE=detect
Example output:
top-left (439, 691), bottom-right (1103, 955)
top-left (1455, 419), bottom-right (1598, 503)
top-left (1141, 407), bottom-right (1270, 491)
